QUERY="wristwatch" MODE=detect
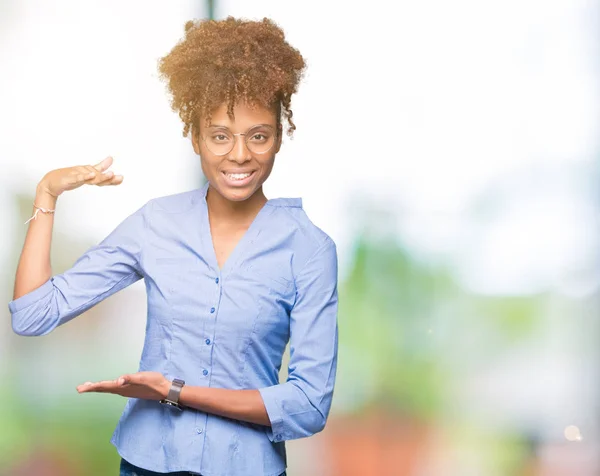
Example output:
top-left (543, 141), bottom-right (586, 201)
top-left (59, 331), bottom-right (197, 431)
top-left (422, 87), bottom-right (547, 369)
top-left (160, 378), bottom-right (185, 411)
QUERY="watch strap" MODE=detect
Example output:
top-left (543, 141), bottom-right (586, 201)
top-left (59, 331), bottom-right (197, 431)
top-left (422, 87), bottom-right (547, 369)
top-left (161, 378), bottom-right (185, 410)
top-left (167, 378), bottom-right (185, 404)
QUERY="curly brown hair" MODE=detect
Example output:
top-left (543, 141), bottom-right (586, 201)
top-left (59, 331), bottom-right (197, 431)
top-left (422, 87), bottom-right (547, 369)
top-left (158, 16), bottom-right (306, 138)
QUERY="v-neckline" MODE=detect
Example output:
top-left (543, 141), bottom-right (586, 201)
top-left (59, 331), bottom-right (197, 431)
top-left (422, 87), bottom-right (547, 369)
top-left (198, 184), bottom-right (274, 278)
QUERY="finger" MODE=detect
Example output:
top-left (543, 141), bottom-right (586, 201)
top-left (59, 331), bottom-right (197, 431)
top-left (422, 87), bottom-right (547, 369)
top-left (83, 165), bottom-right (102, 183)
top-left (72, 166), bottom-right (98, 185)
top-left (93, 156), bottom-right (114, 172)
top-left (73, 166), bottom-right (95, 179)
top-left (76, 381), bottom-right (94, 393)
top-left (97, 175), bottom-right (124, 187)
top-left (120, 373), bottom-right (141, 385)
top-left (95, 170), bottom-right (115, 185)
top-left (116, 374), bottom-right (133, 386)
top-left (68, 169), bottom-right (96, 186)
top-left (88, 379), bottom-right (115, 387)
top-left (84, 166), bottom-right (114, 185)
top-left (85, 380), bottom-right (119, 393)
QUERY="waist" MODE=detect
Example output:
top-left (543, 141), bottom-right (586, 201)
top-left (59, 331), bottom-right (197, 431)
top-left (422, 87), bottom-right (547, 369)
top-left (112, 398), bottom-right (286, 476)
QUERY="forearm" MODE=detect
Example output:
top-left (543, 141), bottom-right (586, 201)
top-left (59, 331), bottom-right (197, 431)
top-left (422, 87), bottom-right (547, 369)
top-left (13, 184), bottom-right (57, 300)
top-left (179, 386), bottom-right (270, 427)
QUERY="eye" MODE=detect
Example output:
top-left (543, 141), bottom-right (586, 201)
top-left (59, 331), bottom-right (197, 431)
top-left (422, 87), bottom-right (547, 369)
top-left (250, 132), bottom-right (269, 141)
top-left (212, 134), bottom-right (229, 141)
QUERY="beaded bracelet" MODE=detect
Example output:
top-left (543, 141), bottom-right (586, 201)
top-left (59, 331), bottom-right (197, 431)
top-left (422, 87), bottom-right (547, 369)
top-left (24, 204), bottom-right (56, 225)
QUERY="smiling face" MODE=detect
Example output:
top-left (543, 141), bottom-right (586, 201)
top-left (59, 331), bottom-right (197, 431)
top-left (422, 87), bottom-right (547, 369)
top-left (192, 101), bottom-right (282, 203)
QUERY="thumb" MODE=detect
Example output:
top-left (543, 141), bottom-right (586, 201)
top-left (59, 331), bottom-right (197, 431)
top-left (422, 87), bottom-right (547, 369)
top-left (94, 156), bottom-right (114, 172)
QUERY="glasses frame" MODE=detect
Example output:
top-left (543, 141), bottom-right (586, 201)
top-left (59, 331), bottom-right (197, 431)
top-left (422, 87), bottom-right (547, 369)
top-left (200, 124), bottom-right (279, 156)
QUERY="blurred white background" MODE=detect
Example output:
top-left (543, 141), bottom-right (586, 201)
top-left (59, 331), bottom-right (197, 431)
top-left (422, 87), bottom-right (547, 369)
top-left (1, 1), bottom-right (599, 474)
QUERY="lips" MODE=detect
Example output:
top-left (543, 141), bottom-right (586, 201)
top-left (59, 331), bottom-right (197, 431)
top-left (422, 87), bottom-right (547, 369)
top-left (221, 170), bottom-right (256, 187)
top-left (225, 172), bottom-right (252, 181)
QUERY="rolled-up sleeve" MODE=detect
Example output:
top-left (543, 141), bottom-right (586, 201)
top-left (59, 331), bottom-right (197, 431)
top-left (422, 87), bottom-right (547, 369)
top-left (9, 203), bottom-right (148, 336)
top-left (258, 238), bottom-right (339, 442)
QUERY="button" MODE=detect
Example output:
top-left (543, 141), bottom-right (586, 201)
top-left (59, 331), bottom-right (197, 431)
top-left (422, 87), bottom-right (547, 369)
top-left (205, 338), bottom-right (211, 345)
top-left (215, 277), bottom-right (219, 284)
top-left (203, 369), bottom-right (209, 376)
top-left (210, 307), bottom-right (215, 313)
top-left (275, 434), bottom-right (282, 441)
top-left (196, 428), bottom-right (203, 434)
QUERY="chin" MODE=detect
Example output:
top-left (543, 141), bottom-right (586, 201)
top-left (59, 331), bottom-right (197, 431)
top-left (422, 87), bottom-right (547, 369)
top-left (211, 180), bottom-right (258, 203)
top-left (223, 188), bottom-right (255, 202)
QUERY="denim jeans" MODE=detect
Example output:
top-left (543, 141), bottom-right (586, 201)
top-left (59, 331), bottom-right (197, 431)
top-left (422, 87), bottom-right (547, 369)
top-left (120, 458), bottom-right (287, 476)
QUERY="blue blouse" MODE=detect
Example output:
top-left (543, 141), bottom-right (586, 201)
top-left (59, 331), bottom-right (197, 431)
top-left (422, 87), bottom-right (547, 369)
top-left (9, 182), bottom-right (339, 476)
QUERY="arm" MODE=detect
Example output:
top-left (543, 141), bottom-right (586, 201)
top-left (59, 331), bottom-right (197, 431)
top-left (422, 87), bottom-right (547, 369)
top-left (78, 372), bottom-right (270, 426)
top-left (13, 185), bottom-right (58, 301)
top-left (9, 193), bottom-right (146, 336)
top-left (179, 387), bottom-right (270, 426)
top-left (13, 158), bottom-right (119, 301)
top-left (258, 238), bottom-right (339, 441)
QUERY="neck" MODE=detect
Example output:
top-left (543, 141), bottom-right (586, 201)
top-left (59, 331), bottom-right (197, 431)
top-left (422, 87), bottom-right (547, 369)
top-left (205, 185), bottom-right (267, 223)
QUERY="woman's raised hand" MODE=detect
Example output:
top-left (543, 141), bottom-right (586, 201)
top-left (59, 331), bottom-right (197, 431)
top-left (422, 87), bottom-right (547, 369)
top-left (37, 156), bottom-right (124, 198)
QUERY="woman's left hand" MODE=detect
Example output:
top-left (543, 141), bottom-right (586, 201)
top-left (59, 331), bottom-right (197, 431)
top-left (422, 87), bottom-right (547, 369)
top-left (76, 371), bottom-right (170, 401)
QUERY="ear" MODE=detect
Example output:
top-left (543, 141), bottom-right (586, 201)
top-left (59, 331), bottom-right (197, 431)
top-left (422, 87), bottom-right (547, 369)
top-left (191, 126), bottom-right (201, 155)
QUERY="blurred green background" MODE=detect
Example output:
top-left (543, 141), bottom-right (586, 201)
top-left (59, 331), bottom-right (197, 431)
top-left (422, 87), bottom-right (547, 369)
top-left (1, 1), bottom-right (599, 475)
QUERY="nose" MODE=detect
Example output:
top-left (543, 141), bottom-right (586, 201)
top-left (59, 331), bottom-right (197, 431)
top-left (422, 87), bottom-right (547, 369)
top-left (228, 134), bottom-right (251, 163)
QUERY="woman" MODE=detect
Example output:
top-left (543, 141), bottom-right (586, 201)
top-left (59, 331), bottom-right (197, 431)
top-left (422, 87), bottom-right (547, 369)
top-left (9, 17), bottom-right (338, 476)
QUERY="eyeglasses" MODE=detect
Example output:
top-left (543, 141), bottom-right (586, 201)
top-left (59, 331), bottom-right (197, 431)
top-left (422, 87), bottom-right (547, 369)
top-left (200, 124), bottom-right (277, 156)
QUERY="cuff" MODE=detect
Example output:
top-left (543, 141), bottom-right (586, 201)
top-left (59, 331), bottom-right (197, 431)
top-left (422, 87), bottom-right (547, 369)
top-left (258, 385), bottom-right (286, 443)
top-left (8, 279), bottom-right (54, 314)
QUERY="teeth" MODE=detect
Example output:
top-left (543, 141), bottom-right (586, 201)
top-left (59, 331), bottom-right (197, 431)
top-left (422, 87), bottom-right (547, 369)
top-left (227, 173), bottom-right (251, 180)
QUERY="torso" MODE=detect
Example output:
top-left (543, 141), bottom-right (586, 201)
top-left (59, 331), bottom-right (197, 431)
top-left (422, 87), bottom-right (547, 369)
top-left (110, 185), bottom-right (332, 474)
top-left (207, 190), bottom-right (267, 270)
top-left (210, 223), bottom-right (249, 270)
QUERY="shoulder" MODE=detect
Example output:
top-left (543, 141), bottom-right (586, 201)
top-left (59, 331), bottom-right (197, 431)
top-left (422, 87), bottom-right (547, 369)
top-left (267, 198), bottom-right (334, 247)
top-left (130, 189), bottom-right (202, 236)
top-left (265, 197), bottom-right (337, 269)
top-left (146, 188), bottom-right (201, 215)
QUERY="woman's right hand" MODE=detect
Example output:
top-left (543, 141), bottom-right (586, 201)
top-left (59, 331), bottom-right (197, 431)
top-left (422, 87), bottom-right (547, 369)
top-left (37, 156), bottom-right (124, 198)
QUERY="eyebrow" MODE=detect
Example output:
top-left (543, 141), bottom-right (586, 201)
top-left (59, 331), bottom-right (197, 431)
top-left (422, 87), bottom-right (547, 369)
top-left (206, 123), bottom-right (274, 129)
